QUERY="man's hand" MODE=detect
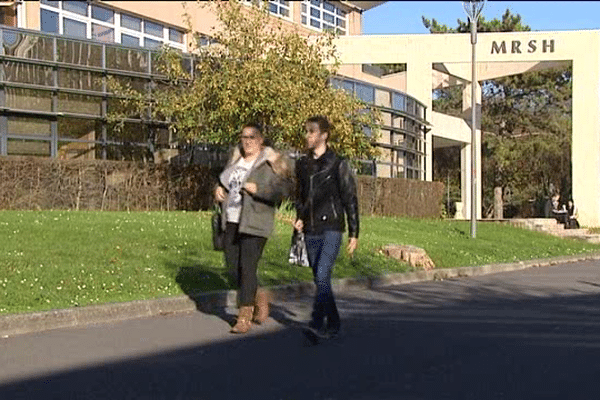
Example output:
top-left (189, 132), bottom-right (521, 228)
top-left (347, 237), bottom-right (358, 256)
top-left (214, 186), bottom-right (227, 203)
top-left (293, 219), bottom-right (304, 232)
top-left (244, 182), bottom-right (257, 195)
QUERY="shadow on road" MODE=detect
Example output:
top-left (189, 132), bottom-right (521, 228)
top-left (3, 266), bottom-right (600, 399)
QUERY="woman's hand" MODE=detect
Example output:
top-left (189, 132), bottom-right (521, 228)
top-left (214, 186), bottom-right (227, 203)
top-left (244, 182), bottom-right (257, 195)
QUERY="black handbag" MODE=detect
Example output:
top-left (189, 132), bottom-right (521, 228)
top-left (212, 206), bottom-right (225, 251)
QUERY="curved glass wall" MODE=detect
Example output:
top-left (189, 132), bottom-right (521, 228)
top-left (0, 26), bottom-right (193, 161)
top-left (1, 26), bottom-right (431, 178)
top-left (330, 76), bottom-right (429, 179)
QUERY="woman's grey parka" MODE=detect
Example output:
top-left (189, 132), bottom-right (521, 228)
top-left (218, 146), bottom-right (293, 238)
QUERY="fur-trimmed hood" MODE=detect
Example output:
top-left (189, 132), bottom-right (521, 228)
top-left (225, 145), bottom-right (290, 178)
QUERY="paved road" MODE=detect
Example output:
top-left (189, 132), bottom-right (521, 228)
top-left (2, 260), bottom-right (600, 399)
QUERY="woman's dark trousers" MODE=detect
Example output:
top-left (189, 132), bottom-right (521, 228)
top-left (224, 222), bottom-right (267, 306)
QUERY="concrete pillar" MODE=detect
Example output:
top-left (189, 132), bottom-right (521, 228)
top-left (460, 142), bottom-right (471, 219)
top-left (461, 82), bottom-right (482, 219)
top-left (573, 53), bottom-right (600, 226)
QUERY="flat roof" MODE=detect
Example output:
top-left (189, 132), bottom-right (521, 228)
top-left (341, 1), bottom-right (386, 12)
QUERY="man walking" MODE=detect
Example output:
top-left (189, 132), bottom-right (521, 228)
top-left (294, 115), bottom-right (360, 340)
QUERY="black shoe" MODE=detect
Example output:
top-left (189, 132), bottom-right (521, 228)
top-left (305, 324), bottom-right (330, 339)
top-left (327, 328), bottom-right (340, 340)
top-left (302, 326), bottom-right (321, 345)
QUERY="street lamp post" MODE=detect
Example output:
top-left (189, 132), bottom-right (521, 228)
top-left (463, 0), bottom-right (485, 239)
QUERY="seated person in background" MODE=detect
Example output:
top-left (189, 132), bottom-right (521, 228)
top-left (567, 199), bottom-right (580, 229)
top-left (551, 195), bottom-right (568, 225)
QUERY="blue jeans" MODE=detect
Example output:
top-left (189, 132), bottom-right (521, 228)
top-left (305, 230), bottom-right (343, 331)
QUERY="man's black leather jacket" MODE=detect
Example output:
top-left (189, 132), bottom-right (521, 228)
top-left (295, 148), bottom-right (359, 238)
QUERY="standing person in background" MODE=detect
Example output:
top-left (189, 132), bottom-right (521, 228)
top-left (294, 115), bottom-right (360, 340)
top-left (214, 123), bottom-right (292, 334)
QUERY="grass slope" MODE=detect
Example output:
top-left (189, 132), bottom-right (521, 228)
top-left (1, 210), bottom-right (598, 315)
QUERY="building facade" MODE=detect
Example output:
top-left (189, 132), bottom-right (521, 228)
top-left (1, 0), bottom-right (430, 180)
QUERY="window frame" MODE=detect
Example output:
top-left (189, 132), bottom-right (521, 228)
top-left (242, 1), bottom-right (294, 22)
top-left (39, 1), bottom-right (186, 51)
top-left (301, 0), bottom-right (347, 35)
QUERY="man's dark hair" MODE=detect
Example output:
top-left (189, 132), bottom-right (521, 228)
top-left (306, 115), bottom-right (332, 135)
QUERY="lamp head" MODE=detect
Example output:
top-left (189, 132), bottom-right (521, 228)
top-left (463, 0), bottom-right (485, 21)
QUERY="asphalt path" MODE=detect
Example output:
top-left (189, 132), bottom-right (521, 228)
top-left (2, 260), bottom-right (600, 399)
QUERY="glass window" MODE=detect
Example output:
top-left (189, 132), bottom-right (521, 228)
top-left (40, 9), bottom-right (59, 33)
top-left (91, 5), bottom-right (114, 23)
top-left (56, 39), bottom-right (103, 66)
top-left (302, 0), bottom-right (346, 34)
top-left (392, 93), bottom-right (406, 111)
top-left (269, 2), bottom-right (277, 13)
top-left (144, 37), bottom-right (161, 49)
top-left (41, 0), bottom-right (59, 8)
top-left (8, 139), bottom-right (51, 157)
top-left (5, 62), bottom-right (53, 86)
top-left (356, 83), bottom-right (374, 103)
top-left (92, 23), bottom-right (114, 42)
top-left (63, 18), bottom-right (87, 38)
top-left (106, 47), bottom-right (149, 72)
top-left (8, 116), bottom-right (51, 137)
top-left (121, 33), bottom-right (140, 47)
top-left (323, 1), bottom-right (335, 12)
top-left (6, 88), bottom-right (52, 112)
top-left (169, 28), bottom-right (184, 44)
top-left (62, 1), bottom-right (88, 16)
top-left (121, 14), bottom-right (141, 31)
top-left (58, 117), bottom-right (99, 140)
top-left (58, 140), bottom-right (97, 160)
top-left (2, 30), bottom-right (19, 49)
top-left (144, 20), bottom-right (163, 37)
top-left (58, 69), bottom-right (103, 91)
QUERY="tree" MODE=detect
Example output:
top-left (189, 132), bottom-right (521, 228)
top-left (109, 0), bottom-right (380, 161)
top-left (423, 9), bottom-right (572, 217)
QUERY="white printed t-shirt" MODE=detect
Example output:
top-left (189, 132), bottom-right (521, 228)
top-left (225, 157), bottom-right (255, 223)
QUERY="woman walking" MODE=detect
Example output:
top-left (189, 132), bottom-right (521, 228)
top-left (214, 123), bottom-right (292, 333)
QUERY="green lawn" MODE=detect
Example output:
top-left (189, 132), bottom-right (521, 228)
top-left (1, 210), bottom-right (599, 315)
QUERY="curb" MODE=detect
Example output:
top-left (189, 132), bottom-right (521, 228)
top-left (2, 252), bottom-right (600, 338)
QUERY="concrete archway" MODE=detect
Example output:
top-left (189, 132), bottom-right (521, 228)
top-left (331, 31), bottom-right (600, 226)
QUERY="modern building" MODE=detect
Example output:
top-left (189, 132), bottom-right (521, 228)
top-left (4, 2), bottom-right (598, 226)
top-left (1, 0), bottom-right (429, 179)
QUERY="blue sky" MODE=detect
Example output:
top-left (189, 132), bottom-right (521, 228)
top-left (362, 1), bottom-right (600, 35)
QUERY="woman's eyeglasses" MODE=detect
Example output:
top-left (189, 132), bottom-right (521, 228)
top-left (240, 135), bottom-right (258, 140)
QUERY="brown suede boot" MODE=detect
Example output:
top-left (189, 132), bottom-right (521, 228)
top-left (231, 305), bottom-right (254, 334)
top-left (252, 289), bottom-right (272, 324)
